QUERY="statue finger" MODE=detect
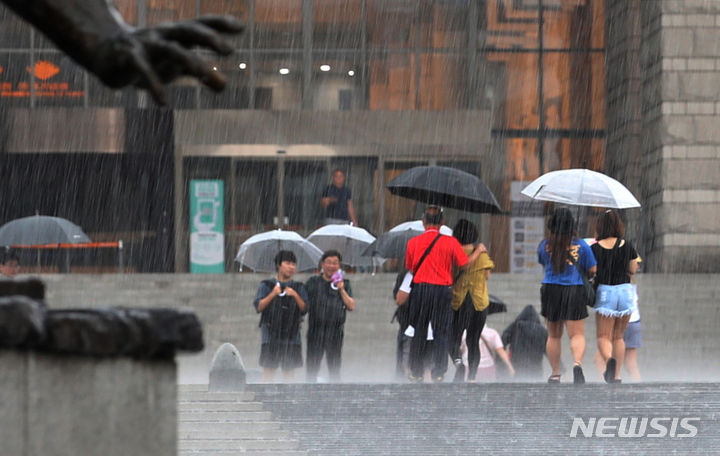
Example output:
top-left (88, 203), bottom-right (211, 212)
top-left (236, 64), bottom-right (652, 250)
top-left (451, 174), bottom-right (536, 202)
top-left (156, 22), bottom-right (234, 55)
top-left (146, 41), bottom-right (226, 91)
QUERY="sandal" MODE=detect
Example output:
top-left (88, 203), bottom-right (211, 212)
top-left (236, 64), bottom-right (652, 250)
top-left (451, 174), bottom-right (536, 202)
top-left (604, 358), bottom-right (617, 384)
top-left (573, 365), bottom-right (585, 385)
top-left (547, 374), bottom-right (561, 384)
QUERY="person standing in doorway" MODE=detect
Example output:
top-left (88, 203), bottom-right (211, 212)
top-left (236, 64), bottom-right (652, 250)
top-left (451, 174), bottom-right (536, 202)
top-left (404, 206), bottom-right (483, 383)
top-left (305, 250), bottom-right (355, 382)
top-left (321, 169), bottom-right (357, 226)
top-left (253, 250), bottom-right (308, 383)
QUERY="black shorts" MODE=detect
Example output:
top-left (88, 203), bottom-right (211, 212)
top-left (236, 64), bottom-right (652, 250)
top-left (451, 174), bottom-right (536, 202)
top-left (259, 341), bottom-right (303, 370)
top-left (540, 284), bottom-right (589, 322)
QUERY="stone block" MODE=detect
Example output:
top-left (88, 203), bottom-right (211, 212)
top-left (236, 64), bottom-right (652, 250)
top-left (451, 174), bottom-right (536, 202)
top-left (661, 28), bottom-right (694, 56)
top-left (665, 159), bottom-right (720, 189)
top-left (680, 72), bottom-right (720, 100)
top-left (662, 115), bottom-right (695, 144)
top-left (694, 28), bottom-right (720, 56)
top-left (695, 116), bottom-right (720, 143)
top-left (209, 342), bottom-right (246, 392)
top-left (686, 58), bottom-right (716, 70)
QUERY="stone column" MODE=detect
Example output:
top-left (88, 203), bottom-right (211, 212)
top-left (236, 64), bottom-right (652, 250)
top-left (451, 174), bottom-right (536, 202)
top-left (607, 0), bottom-right (720, 272)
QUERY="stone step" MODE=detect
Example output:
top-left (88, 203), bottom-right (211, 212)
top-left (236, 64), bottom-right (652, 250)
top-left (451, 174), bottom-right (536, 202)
top-left (179, 402), bottom-right (265, 413)
top-left (180, 451), bottom-right (306, 456)
top-left (178, 426), bottom-right (288, 441)
top-left (178, 438), bottom-right (301, 451)
top-left (179, 410), bottom-right (273, 421)
top-left (178, 391), bottom-right (255, 402)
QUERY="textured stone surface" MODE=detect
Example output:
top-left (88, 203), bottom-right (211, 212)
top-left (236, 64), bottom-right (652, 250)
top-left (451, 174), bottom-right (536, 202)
top-left (0, 296), bottom-right (46, 347)
top-left (0, 352), bottom-right (177, 456)
top-left (209, 342), bottom-right (246, 392)
top-left (243, 383), bottom-right (720, 456)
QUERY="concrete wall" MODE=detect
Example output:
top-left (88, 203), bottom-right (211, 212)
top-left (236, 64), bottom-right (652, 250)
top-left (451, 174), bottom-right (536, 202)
top-left (0, 351), bottom-right (176, 456)
top-left (610, 0), bottom-right (720, 272)
top-left (38, 273), bottom-right (720, 383)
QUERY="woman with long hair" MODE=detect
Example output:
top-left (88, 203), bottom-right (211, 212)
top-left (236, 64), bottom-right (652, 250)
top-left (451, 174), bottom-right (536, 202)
top-left (591, 210), bottom-right (639, 383)
top-left (538, 208), bottom-right (597, 384)
top-left (449, 219), bottom-right (493, 382)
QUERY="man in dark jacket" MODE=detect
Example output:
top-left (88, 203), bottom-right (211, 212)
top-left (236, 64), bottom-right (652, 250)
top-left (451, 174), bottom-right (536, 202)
top-left (253, 250), bottom-right (308, 383)
top-left (305, 250), bottom-right (355, 382)
top-left (501, 305), bottom-right (548, 381)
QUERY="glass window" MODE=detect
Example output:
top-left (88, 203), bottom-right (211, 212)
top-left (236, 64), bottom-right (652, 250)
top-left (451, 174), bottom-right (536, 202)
top-left (255, 0), bottom-right (302, 49)
top-left (543, 52), bottom-right (604, 129)
top-left (0, 6), bottom-right (31, 48)
top-left (311, 52), bottom-right (363, 110)
top-left (200, 52), bottom-right (251, 109)
top-left (147, 0), bottom-right (197, 25)
top-left (418, 53), bottom-right (467, 110)
top-left (234, 161), bottom-right (277, 230)
top-left (114, 0), bottom-right (138, 26)
top-left (284, 160), bottom-right (327, 231)
top-left (542, 0), bottom-right (602, 49)
top-left (480, 0), bottom-right (539, 50)
top-left (368, 52), bottom-right (412, 110)
top-left (254, 52), bottom-right (302, 110)
top-left (417, 1), bottom-right (469, 49)
top-left (367, 0), bottom-right (416, 49)
top-left (33, 53), bottom-right (85, 107)
top-left (88, 77), bottom-right (139, 107)
top-left (486, 52), bottom-right (540, 130)
top-left (0, 52), bottom-right (30, 107)
top-left (312, 0), bottom-right (363, 49)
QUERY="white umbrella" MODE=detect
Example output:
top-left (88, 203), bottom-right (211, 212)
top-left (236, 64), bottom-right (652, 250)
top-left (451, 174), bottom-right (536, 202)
top-left (389, 220), bottom-right (453, 235)
top-left (520, 169), bottom-right (641, 209)
top-left (235, 229), bottom-right (323, 272)
top-left (306, 224), bottom-right (378, 267)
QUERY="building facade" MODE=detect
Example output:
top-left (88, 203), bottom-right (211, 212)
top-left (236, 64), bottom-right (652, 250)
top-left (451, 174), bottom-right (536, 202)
top-left (0, 0), bottom-right (717, 272)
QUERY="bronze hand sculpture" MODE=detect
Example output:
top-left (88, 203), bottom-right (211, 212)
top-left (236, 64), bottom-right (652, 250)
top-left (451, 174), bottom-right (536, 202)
top-left (2, 0), bottom-right (243, 104)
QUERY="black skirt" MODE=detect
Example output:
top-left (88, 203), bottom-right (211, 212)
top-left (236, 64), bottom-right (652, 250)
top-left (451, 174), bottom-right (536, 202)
top-left (540, 284), bottom-right (589, 322)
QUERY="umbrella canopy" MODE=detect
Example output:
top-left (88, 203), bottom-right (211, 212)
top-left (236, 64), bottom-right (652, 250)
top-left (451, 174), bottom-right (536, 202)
top-left (487, 294), bottom-right (507, 315)
top-left (306, 224), bottom-right (377, 267)
top-left (386, 166), bottom-right (503, 214)
top-left (362, 220), bottom-right (453, 259)
top-left (0, 215), bottom-right (91, 246)
top-left (235, 229), bottom-right (323, 272)
top-left (520, 168), bottom-right (641, 209)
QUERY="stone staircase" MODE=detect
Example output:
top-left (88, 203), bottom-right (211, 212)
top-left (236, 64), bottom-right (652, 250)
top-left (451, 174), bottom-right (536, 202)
top-left (178, 385), bottom-right (307, 456)
top-left (178, 382), bottom-right (720, 455)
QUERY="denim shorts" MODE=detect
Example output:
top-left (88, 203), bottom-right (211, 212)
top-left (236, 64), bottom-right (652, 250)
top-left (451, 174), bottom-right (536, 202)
top-left (593, 283), bottom-right (636, 318)
top-left (624, 320), bottom-right (643, 348)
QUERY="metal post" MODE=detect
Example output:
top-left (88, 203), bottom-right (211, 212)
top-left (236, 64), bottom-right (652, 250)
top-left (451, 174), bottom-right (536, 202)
top-left (118, 240), bottom-right (124, 273)
top-left (277, 156), bottom-right (286, 227)
top-left (377, 156), bottom-right (386, 235)
top-left (302, 0), bottom-right (313, 110)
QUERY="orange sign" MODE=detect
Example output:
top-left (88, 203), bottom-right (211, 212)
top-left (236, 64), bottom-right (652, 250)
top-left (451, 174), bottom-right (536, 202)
top-left (0, 65), bottom-right (4, 75)
top-left (26, 61), bottom-right (60, 80)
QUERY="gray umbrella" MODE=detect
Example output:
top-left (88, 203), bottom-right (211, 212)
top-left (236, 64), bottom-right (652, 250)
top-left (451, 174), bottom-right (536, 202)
top-left (0, 216), bottom-right (91, 245)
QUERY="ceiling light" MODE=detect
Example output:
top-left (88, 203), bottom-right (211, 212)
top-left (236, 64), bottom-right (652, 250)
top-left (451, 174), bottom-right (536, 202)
top-left (320, 64), bottom-right (331, 72)
top-left (279, 68), bottom-right (290, 75)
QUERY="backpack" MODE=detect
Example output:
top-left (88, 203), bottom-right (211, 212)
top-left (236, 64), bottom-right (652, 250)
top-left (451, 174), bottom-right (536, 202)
top-left (259, 279), bottom-right (302, 341)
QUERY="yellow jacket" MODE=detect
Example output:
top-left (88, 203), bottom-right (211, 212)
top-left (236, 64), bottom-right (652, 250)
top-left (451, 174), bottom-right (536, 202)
top-left (451, 246), bottom-right (495, 311)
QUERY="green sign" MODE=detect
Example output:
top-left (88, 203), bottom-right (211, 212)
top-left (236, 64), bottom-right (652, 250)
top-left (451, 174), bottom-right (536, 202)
top-left (190, 180), bottom-right (225, 273)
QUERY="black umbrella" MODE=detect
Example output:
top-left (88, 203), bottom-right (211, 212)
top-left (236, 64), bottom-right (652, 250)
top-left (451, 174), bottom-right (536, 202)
top-left (487, 294), bottom-right (507, 315)
top-left (362, 220), bottom-right (453, 259)
top-left (0, 215), bottom-right (91, 245)
top-left (387, 166), bottom-right (503, 214)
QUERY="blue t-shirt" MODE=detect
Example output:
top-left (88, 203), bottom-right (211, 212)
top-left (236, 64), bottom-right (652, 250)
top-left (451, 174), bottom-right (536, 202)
top-left (537, 238), bottom-right (596, 286)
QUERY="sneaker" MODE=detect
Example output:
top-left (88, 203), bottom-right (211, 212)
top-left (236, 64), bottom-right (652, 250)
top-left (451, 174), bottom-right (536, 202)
top-left (432, 376), bottom-right (444, 383)
top-left (547, 374), bottom-right (561, 384)
top-left (408, 373), bottom-right (423, 383)
top-left (604, 358), bottom-right (617, 384)
top-left (573, 365), bottom-right (585, 385)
